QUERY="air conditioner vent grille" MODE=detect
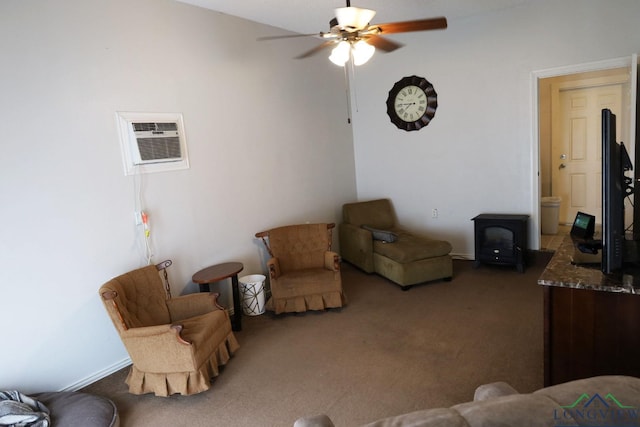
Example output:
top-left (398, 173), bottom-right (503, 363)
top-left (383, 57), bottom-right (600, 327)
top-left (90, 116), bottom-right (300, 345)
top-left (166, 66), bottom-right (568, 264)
top-left (133, 122), bottom-right (178, 132)
top-left (137, 136), bottom-right (182, 162)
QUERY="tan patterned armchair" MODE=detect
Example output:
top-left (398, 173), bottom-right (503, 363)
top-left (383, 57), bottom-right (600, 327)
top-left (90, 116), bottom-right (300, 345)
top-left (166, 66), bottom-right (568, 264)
top-left (255, 223), bottom-right (347, 314)
top-left (99, 260), bottom-right (239, 397)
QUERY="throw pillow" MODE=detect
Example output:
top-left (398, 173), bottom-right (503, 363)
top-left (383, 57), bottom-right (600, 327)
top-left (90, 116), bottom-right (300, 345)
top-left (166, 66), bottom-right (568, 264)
top-left (362, 225), bottom-right (398, 243)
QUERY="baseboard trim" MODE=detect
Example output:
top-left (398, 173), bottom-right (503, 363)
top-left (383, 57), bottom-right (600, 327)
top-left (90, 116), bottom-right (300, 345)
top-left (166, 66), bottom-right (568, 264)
top-left (451, 252), bottom-right (474, 260)
top-left (61, 357), bottom-right (131, 392)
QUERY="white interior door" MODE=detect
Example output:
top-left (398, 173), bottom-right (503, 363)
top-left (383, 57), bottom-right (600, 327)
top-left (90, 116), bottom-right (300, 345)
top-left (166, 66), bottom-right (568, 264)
top-left (551, 80), bottom-right (624, 225)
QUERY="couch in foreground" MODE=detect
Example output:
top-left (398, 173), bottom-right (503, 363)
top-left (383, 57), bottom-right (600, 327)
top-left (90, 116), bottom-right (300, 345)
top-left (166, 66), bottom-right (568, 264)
top-left (294, 376), bottom-right (640, 426)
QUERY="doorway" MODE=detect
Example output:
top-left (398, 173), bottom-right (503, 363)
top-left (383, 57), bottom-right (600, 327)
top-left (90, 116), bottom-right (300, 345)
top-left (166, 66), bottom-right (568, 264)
top-left (551, 74), bottom-right (626, 225)
top-left (535, 62), bottom-right (634, 250)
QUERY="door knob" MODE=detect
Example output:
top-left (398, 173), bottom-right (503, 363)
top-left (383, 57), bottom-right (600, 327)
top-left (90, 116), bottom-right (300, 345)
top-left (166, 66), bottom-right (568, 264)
top-left (559, 163), bottom-right (566, 169)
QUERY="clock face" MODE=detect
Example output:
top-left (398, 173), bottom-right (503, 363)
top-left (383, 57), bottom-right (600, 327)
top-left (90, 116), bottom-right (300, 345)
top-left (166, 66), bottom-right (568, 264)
top-left (386, 76), bottom-right (438, 132)
top-left (394, 85), bottom-right (428, 123)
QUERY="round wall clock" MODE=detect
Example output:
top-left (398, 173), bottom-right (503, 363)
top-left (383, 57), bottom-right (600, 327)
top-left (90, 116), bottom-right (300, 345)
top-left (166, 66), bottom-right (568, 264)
top-left (386, 75), bottom-right (438, 132)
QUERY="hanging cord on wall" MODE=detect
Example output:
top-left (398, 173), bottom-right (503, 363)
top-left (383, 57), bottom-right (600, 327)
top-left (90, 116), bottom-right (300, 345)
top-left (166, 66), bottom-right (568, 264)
top-left (132, 168), bottom-right (154, 265)
top-left (141, 211), bottom-right (153, 265)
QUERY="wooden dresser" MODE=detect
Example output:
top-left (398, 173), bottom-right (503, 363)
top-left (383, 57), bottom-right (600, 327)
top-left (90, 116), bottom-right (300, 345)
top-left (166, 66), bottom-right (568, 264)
top-left (538, 236), bottom-right (640, 386)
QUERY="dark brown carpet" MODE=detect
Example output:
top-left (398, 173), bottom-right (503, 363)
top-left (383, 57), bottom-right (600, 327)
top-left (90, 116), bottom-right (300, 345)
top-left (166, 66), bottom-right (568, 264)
top-left (83, 252), bottom-right (552, 426)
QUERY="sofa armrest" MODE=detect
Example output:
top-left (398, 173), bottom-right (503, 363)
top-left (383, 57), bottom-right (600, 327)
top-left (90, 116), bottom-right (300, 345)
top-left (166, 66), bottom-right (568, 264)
top-left (294, 414), bottom-right (335, 427)
top-left (120, 324), bottom-right (195, 372)
top-left (324, 251), bottom-right (340, 271)
top-left (267, 257), bottom-right (281, 279)
top-left (339, 223), bottom-right (374, 273)
top-left (473, 382), bottom-right (519, 401)
top-left (166, 292), bottom-right (223, 322)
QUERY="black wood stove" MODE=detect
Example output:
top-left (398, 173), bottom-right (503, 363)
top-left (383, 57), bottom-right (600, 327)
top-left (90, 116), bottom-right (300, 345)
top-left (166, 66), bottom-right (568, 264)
top-left (471, 214), bottom-right (529, 273)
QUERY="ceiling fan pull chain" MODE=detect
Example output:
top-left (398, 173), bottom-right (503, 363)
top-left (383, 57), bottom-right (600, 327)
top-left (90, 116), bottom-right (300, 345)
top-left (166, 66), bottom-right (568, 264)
top-left (349, 57), bottom-right (362, 115)
top-left (343, 63), bottom-right (352, 124)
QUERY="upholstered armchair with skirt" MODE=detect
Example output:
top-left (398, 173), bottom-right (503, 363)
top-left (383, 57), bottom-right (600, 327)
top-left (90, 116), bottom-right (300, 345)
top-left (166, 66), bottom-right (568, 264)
top-left (99, 260), bottom-right (239, 397)
top-left (256, 223), bottom-right (347, 314)
top-left (340, 199), bottom-right (453, 289)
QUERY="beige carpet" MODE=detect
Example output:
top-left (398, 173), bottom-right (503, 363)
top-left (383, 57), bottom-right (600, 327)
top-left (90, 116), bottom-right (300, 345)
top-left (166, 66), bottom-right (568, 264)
top-left (83, 253), bottom-right (552, 426)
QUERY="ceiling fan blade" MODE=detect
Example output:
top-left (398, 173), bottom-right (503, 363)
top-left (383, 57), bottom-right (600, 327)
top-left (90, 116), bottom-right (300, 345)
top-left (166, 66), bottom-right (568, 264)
top-left (295, 41), bottom-right (336, 59)
top-left (257, 33), bottom-right (319, 41)
top-left (374, 17), bottom-right (447, 34)
top-left (365, 35), bottom-right (403, 53)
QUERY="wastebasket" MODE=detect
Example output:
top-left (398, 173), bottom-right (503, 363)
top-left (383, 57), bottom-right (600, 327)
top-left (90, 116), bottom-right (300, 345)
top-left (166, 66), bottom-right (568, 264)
top-left (238, 274), bottom-right (266, 316)
top-left (541, 196), bottom-right (562, 235)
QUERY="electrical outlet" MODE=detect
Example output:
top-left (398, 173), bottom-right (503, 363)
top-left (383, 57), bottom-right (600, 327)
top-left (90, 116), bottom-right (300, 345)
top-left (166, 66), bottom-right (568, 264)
top-left (134, 211), bottom-right (142, 225)
top-left (432, 209), bottom-right (438, 218)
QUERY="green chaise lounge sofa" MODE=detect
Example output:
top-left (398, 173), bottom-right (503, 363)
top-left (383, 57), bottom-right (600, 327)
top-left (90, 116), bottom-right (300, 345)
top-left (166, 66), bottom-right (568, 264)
top-left (339, 199), bottom-right (452, 290)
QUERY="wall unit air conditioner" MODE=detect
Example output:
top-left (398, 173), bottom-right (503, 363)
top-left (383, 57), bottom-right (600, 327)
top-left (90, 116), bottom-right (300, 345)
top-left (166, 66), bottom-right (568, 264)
top-left (131, 122), bottom-right (182, 165)
top-left (117, 112), bottom-right (190, 175)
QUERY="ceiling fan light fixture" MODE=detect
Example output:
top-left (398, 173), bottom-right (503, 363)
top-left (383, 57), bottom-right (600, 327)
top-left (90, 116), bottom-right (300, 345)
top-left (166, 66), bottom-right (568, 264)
top-left (352, 40), bottom-right (375, 66)
top-left (329, 40), bottom-right (350, 66)
top-left (334, 7), bottom-right (376, 31)
top-left (259, 6), bottom-right (448, 64)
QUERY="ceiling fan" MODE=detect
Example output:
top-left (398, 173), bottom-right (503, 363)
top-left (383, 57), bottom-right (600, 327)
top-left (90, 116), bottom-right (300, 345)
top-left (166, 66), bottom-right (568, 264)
top-left (258, 0), bottom-right (447, 66)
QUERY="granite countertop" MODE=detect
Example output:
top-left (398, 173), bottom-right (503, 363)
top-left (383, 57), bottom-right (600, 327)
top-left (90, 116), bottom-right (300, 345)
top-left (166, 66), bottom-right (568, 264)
top-left (538, 235), bottom-right (638, 294)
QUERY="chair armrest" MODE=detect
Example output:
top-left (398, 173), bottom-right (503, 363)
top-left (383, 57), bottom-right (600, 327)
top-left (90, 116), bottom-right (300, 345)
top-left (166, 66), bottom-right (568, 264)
top-left (166, 292), bottom-right (224, 322)
top-left (324, 251), bottom-right (340, 271)
top-left (338, 223), bottom-right (374, 273)
top-left (267, 257), bottom-right (281, 280)
top-left (120, 323), bottom-right (178, 339)
top-left (120, 324), bottom-right (195, 372)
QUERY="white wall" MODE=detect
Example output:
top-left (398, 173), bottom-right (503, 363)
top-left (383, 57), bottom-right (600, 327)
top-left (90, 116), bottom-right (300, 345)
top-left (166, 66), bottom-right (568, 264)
top-left (0, 0), bottom-right (356, 393)
top-left (350, 0), bottom-right (640, 258)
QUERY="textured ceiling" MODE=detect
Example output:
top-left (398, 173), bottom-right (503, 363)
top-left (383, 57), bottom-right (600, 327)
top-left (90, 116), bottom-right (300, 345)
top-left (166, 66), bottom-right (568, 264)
top-left (176, 0), bottom-right (532, 35)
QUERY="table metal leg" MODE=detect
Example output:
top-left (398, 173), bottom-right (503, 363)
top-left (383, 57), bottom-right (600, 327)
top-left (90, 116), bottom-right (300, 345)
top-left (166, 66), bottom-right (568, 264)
top-left (231, 274), bottom-right (242, 331)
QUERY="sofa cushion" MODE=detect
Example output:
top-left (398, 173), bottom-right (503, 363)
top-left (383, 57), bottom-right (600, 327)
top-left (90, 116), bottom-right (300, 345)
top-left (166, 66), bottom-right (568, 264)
top-left (272, 268), bottom-right (342, 298)
top-left (343, 199), bottom-right (396, 229)
top-left (453, 394), bottom-right (559, 426)
top-left (179, 310), bottom-right (232, 368)
top-left (106, 265), bottom-right (172, 329)
top-left (364, 408), bottom-right (469, 427)
top-left (268, 224), bottom-right (332, 271)
top-left (374, 234), bottom-right (452, 263)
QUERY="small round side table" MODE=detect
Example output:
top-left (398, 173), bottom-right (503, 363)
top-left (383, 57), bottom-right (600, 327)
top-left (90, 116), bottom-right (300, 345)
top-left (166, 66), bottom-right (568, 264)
top-left (192, 262), bottom-right (244, 331)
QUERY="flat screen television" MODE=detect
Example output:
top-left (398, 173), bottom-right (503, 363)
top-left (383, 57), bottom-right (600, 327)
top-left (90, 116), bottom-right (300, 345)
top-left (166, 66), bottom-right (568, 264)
top-left (601, 108), bottom-right (633, 274)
